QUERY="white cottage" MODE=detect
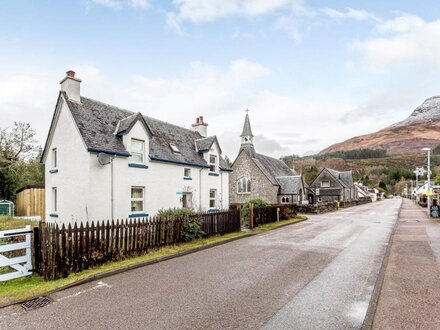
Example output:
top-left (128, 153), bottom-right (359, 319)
top-left (42, 71), bottom-right (231, 224)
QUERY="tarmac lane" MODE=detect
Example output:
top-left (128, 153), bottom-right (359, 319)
top-left (0, 199), bottom-right (401, 330)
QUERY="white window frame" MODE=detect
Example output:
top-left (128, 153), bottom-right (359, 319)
top-left (131, 186), bottom-right (145, 213)
top-left (52, 187), bottom-right (57, 213)
top-left (184, 168), bottom-right (191, 178)
top-left (131, 138), bottom-right (145, 164)
top-left (237, 177), bottom-right (251, 194)
top-left (52, 148), bottom-right (57, 169)
top-left (170, 143), bottom-right (180, 153)
top-left (209, 189), bottom-right (217, 208)
top-left (321, 180), bottom-right (330, 188)
top-left (209, 155), bottom-right (217, 172)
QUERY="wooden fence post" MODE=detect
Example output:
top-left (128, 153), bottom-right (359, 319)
top-left (249, 203), bottom-right (254, 230)
top-left (33, 226), bottom-right (41, 274)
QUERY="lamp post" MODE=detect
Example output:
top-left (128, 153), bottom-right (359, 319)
top-left (422, 148), bottom-right (431, 216)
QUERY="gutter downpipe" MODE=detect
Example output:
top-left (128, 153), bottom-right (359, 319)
top-left (111, 156), bottom-right (115, 220)
top-left (199, 168), bottom-right (202, 211)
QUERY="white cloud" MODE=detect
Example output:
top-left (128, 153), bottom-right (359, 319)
top-left (87, 0), bottom-right (148, 10)
top-left (321, 7), bottom-right (379, 22)
top-left (88, 0), bottom-right (122, 10)
top-left (350, 14), bottom-right (440, 69)
top-left (167, 0), bottom-right (313, 38)
top-left (1, 60), bottom-right (384, 159)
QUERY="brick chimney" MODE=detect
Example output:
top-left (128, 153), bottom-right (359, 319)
top-left (192, 116), bottom-right (208, 137)
top-left (60, 70), bottom-right (81, 103)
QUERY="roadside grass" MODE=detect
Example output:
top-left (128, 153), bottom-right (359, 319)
top-left (0, 216), bottom-right (39, 231)
top-left (256, 216), bottom-right (307, 232)
top-left (0, 215), bottom-right (307, 306)
top-left (0, 231), bottom-right (248, 306)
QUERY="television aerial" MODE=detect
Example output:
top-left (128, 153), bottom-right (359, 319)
top-left (98, 152), bottom-right (113, 166)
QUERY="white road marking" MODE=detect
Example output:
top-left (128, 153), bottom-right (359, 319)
top-left (56, 281), bottom-right (112, 302)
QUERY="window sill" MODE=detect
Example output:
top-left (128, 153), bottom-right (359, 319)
top-left (237, 192), bottom-right (251, 195)
top-left (128, 163), bottom-right (149, 169)
top-left (183, 177), bottom-right (192, 180)
top-left (208, 172), bottom-right (219, 177)
top-left (129, 213), bottom-right (149, 218)
top-left (49, 213), bottom-right (59, 218)
top-left (49, 169), bottom-right (58, 174)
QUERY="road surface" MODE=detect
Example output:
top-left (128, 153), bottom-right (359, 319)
top-left (0, 199), bottom-right (401, 329)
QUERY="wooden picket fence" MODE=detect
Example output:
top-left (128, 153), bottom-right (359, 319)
top-left (253, 206), bottom-right (280, 226)
top-left (36, 210), bottom-right (240, 281)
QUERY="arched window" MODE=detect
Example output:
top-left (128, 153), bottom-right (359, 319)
top-left (237, 177), bottom-right (251, 193)
top-left (286, 197), bottom-right (290, 203)
top-left (281, 197), bottom-right (286, 203)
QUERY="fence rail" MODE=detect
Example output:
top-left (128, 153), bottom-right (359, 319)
top-left (37, 210), bottom-right (241, 280)
top-left (0, 225), bottom-right (33, 281)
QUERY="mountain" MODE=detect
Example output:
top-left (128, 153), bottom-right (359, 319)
top-left (320, 96), bottom-right (440, 155)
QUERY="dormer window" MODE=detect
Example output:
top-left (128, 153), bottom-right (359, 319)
top-left (209, 155), bottom-right (217, 172)
top-left (170, 143), bottom-right (180, 153)
top-left (131, 138), bottom-right (145, 163)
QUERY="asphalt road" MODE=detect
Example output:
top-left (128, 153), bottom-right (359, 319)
top-left (0, 199), bottom-right (401, 330)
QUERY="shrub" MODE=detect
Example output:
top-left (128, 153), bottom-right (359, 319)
top-left (242, 198), bottom-right (269, 225)
top-left (157, 207), bottom-right (195, 218)
top-left (181, 218), bottom-right (205, 242)
top-left (280, 206), bottom-right (297, 220)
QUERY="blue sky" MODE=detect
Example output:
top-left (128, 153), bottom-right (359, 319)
top-left (2, 0), bottom-right (440, 158)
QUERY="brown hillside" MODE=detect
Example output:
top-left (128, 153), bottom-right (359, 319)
top-left (320, 96), bottom-right (440, 155)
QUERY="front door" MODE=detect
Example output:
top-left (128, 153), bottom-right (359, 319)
top-left (182, 192), bottom-right (192, 209)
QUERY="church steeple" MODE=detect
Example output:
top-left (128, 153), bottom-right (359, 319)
top-left (240, 110), bottom-right (256, 156)
top-left (241, 110), bottom-right (254, 145)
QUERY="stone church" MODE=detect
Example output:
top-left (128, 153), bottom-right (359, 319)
top-left (229, 113), bottom-right (306, 206)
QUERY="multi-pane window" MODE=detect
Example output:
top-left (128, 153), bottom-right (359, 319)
top-left (131, 187), bottom-right (144, 212)
top-left (321, 180), bottom-right (330, 188)
top-left (52, 187), bottom-right (57, 212)
top-left (281, 197), bottom-right (290, 203)
top-left (209, 155), bottom-right (216, 172)
top-left (131, 139), bottom-right (144, 163)
top-left (52, 148), bottom-right (57, 168)
top-left (237, 177), bottom-right (251, 193)
top-left (209, 189), bottom-right (216, 208)
top-left (184, 168), bottom-right (191, 178)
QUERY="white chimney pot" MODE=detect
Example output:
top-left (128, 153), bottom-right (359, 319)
top-left (60, 70), bottom-right (81, 103)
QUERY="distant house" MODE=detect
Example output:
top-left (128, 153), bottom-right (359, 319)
top-left (309, 168), bottom-right (357, 203)
top-left (229, 113), bottom-right (305, 206)
top-left (41, 71), bottom-right (231, 224)
top-left (354, 183), bottom-right (371, 199)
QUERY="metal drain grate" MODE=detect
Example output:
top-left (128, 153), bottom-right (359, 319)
top-left (22, 296), bottom-right (53, 311)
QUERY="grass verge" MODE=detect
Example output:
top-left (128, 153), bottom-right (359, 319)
top-left (0, 216), bottom-right (39, 231)
top-left (0, 215), bottom-right (307, 306)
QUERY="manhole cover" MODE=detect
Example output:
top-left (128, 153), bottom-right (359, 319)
top-left (22, 296), bottom-right (53, 311)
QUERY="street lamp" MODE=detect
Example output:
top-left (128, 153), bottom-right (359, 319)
top-left (422, 147), bottom-right (431, 216)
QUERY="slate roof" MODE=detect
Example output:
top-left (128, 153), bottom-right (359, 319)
top-left (65, 94), bottom-right (231, 170)
top-left (240, 113), bottom-right (254, 137)
top-left (195, 136), bottom-right (221, 154)
top-left (254, 153), bottom-right (297, 185)
top-left (316, 188), bottom-right (343, 196)
top-left (327, 169), bottom-right (354, 187)
top-left (276, 176), bottom-right (303, 194)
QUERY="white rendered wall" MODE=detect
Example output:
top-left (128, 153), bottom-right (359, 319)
top-left (45, 97), bottom-right (90, 224)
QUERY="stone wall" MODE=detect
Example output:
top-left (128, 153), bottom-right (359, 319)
top-left (229, 150), bottom-right (279, 205)
top-left (340, 197), bottom-right (372, 208)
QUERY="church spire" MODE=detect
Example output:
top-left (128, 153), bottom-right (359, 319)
top-left (240, 110), bottom-right (256, 156)
top-left (241, 109), bottom-right (254, 143)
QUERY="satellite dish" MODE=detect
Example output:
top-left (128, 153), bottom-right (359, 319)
top-left (98, 152), bottom-right (112, 166)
